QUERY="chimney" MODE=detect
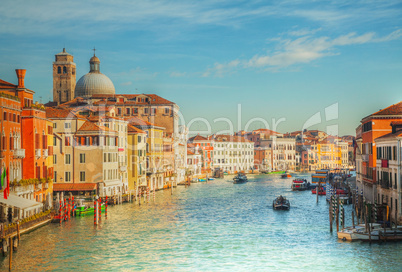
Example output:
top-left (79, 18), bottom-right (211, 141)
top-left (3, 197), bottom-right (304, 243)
top-left (15, 69), bottom-right (26, 88)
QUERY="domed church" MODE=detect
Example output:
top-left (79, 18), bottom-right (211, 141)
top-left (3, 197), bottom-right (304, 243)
top-left (75, 52), bottom-right (115, 98)
top-left (52, 49), bottom-right (115, 104)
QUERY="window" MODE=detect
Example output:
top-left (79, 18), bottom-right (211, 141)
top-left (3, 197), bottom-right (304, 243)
top-left (117, 108), bottom-right (122, 115)
top-left (65, 137), bottom-right (71, 146)
top-left (151, 108), bottom-right (156, 115)
top-left (165, 107), bottom-right (170, 114)
top-left (53, 154), bottom-right (57, 164)
top-left (53, 137), bottom-right (57, 146)
top-left (65, 154), bottom-right (71, 164)
top-left (65, 172), bottom-right (71, 182)
top-left (80, 153), bottom-right (85, 163)
top-left (63, 66), bottom-right (67, 74)
top-left (144, 108), bottom-right (149, 114)
top-left (138, 136), bottom-right (141, 143)
top-left (133, 108), bottom-right (138, 115)
top-left (65, 122), bottom-right (71, 129)
top-left (3, 112), bottom-right (7, 121)
top-left (80, 171), bottom-right (85, 182)
top-left (126, 108), bottom-right (130, 115)
top-left (57, 67), bottom-right (61, 74)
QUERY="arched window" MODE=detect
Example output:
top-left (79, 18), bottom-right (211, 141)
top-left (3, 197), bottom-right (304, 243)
top-left (57, 66), bottom-right (61, 74)
top-left (63, 66), bottom-right (67, 74)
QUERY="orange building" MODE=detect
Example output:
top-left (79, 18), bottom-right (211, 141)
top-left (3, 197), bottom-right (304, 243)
top-left (188, 135), bottom-right (214, 174)
top-left (356, 102), bottom-right (402, 202)
top-left (0, 70), bottom-right (53, 204)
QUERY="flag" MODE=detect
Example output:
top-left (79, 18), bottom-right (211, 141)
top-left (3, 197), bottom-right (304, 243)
top-left (6, 167), bottom-right (9, 198)
top-left (3, 168), bottom-right (8, 199)
top-left (0, 167), bottom-right (3, 190)
top-left (0, 167), bottom-right (5, 191)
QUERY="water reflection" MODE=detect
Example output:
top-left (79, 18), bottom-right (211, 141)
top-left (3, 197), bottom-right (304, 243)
top-left (1, 174), bottom-right (402, 271)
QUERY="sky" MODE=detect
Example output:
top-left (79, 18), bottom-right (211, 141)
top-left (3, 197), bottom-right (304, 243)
top-left (0, 0), bottom-right (401, 136)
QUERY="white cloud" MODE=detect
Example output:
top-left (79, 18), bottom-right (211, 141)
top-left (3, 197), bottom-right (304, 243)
top-left (170, 71), bottom-right (186, 77)
top-left (203, 29), bottom-right (402, 75)
top-left (203, 59), bottom-right (240, 77)
top-left (121, 81), bottom-right (132, 86)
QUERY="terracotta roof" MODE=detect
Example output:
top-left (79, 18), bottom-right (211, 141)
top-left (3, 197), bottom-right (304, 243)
top-left (127, 124), bottom-right (146, 134)
top-left (77, 121), bottom-right (113, 132)
top-left (46, 107), bottom-right (81, 119)
top-left (0, 79), bottom-right (17, 89)
top-left (125, 116), bottom-right (156, 127)
top-left (91, 94), bottom-right (174, 105)
top-left (375, 130), bottom-right (402, 141)
top-left (372, 101), bottom-right (402, 116)
top-left (187, 150), bottom-right (195, 155)
top-left (213, 134), bottom-right (253, 143)
top-left (188, 135), bottom-right (209, 141)
top-left (252, 129), bottom-right (279, 135)
top-left (53, 183), bottom-right (97, 192)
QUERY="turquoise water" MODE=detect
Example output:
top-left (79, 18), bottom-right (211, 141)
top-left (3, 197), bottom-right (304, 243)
top-left (1, 174), bottom-right (401, 271)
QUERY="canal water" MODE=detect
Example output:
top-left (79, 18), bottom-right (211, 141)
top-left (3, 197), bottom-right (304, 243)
top-left (1, 174), bottom-right (401, 271)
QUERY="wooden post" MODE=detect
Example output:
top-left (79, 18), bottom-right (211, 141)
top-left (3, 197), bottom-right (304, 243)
top-left (316, 182), bottom-right (319, 203)
top-left (352, 211), bottom-right (355, 228)
top-left (59, 200), bottom-right (62, 225)
top-left (9, 237), bottom-right (12, 272)
top-left (336, 205), bottom-right (339, 232)
top-left (138, 188), bottom-right (141, 206)
top-left (105, 196), bottom-right (108, 219)
top-left (72, 196), bottom-right (75, 217)
top-left (17, 223), bottom-right (20, 242)
top-left (94, 200), bottom-right (97, 225)
top-left (98, 198), bottom-right (101, 222)
top-left (329, 200), bottom-right (333, 232)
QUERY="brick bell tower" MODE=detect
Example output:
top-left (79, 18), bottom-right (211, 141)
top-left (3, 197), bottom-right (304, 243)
top-left (53, 48), bottom-right (76, 104)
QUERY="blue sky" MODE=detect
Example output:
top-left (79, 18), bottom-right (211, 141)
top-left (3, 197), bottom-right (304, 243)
top-left (1, 0), bottom-right (401, 136)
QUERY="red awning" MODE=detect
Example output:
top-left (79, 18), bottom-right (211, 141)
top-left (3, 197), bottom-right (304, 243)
top-left (53, 183), bottom-right (97, 192)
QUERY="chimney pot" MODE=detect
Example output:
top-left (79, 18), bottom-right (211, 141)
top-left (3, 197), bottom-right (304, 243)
top-left (15, 69), bottom-right (26, 88)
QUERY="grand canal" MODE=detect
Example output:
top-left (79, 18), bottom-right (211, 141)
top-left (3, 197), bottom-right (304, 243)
top-left (1, 174), bottom-right (401, 271)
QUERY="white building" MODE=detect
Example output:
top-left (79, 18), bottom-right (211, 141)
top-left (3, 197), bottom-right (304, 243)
top-left (212, 135), bottom-right (254, 173)
top-left (260, 136), bottom-right (296, 171)
top-left (375, 122), bottom-right (402, 224)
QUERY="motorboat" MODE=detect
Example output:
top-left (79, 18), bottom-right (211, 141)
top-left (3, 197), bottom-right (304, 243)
top-left (233, 173), bottom-right (248, 184)
top-left (273, 196), bottom-right (290, 210)
top-left (281, 173), bottom-right (292, 178)
top-left (291, 179), bottom-right (310, 191)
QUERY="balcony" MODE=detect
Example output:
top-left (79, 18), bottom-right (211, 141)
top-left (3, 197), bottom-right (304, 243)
top-left (43, 149), bottom-right (49, 158)
top-left (35, 149), bottom-right (41, 158)
top-left (13, 149), bottom-right (25, 159)
top-left (0, 150), bottom-right (4, 158)
top-left (119, 165), bottom-right (127, 172)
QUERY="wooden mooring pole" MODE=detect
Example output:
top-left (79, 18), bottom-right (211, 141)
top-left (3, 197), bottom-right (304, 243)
top-left (8, 237), bottom-right (12, 271)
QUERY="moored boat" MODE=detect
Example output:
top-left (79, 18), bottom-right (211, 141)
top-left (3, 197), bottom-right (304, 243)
top-left (281, 173), bottom-right (292, 178)
top-left (233, 173), bottom-right (248, 184)
top-left (75, 203), bottom-right (105, 216)
top-left (311, 187), bottom-right (326, 195)
top-left (273, 195), bottom-right (290, 210)
top-left (337, 224), bottom-right (402, 241)
top-left (291, 179), bottom-right (310, 191)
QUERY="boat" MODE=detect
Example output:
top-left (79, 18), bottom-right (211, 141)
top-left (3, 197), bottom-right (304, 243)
top-left (337, 224), bottom-right (402, 241)
top-left (75, 203), bottom-right (105, 216)
top-left (191, 178), bottom-right (199, 183)
top-left (311, 187), bottom-right (326, 195)
top-left (268, 171), bottom-right (286, 175)
top-left (233, 173), bottom-right (248, 184)
top-left (198, 178), bottom-right (207, 182)
top-left (273, 196), bottom-right (290, 210)
top-left (291, 179), bottom-right (310, 191)
top-left (281, 173), bottom-right (292, 178)
top-left (208, 177), bottom-right (214, 180)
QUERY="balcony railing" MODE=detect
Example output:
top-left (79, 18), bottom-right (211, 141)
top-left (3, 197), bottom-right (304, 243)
top-left (13, 149), bottom-right (25, 159)
top-left (35, 149), bottom-right (41, 158)
top-left (43, 149), bottom-right (49, 158)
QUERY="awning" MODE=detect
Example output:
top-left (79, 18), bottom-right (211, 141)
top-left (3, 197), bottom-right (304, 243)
top-left (53, 183), bottom-right (97, 192)
top-left (0, 194), bottom-right (43, 212)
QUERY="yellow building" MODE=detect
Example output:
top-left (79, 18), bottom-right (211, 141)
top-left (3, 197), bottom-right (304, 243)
top-left (126, 117), bottom-right (165, 190)
top-left (316, 141), bottom-right (342, 169)
top-left (127, 125), bottom-right (147, 192)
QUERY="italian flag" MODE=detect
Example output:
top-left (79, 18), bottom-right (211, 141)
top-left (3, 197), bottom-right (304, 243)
top-left (0, 167), bottom-right (9, 199)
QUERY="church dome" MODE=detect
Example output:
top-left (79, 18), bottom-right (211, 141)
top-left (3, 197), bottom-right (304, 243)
top-left (75, 53), bottom-right (115, 98)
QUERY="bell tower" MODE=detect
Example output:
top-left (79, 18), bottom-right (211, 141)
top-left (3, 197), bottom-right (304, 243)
top-left (53, 48), bottom-right (76, 105)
